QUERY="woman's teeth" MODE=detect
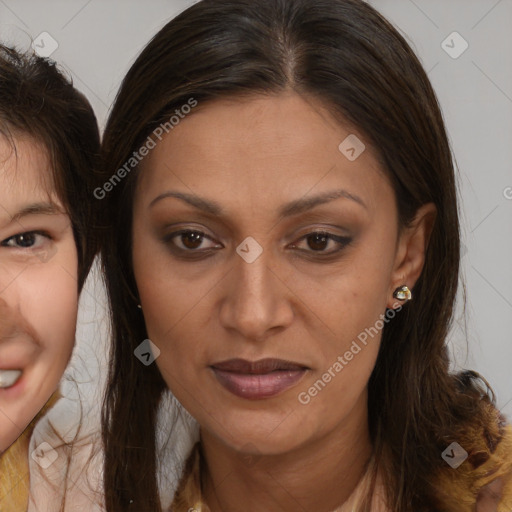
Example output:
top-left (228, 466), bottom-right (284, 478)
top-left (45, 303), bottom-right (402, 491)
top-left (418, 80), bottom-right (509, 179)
top-left (0, 370), bottom-right (22, 388)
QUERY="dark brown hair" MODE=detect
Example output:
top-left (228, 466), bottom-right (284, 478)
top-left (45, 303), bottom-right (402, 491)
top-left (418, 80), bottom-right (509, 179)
top-left (0, 44), bottom-right (100, 291)
top-left (99, 1), bottom-right (496, 510)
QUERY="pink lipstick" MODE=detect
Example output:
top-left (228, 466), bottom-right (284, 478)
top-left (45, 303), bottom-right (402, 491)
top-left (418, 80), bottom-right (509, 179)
top-left (211, 358), bottom-right (308, 400)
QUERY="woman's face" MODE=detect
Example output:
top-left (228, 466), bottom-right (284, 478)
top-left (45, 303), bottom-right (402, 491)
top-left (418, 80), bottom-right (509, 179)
top-left (132, 92), bottom-right (430, 455)
top-left (0, 134), bottom-right (78, 453)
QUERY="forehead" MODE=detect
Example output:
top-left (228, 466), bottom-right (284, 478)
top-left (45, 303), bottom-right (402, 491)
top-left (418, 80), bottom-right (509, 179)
top-left (136, 92), bottom-right (389, 215)
top-left (0, 133), bottom-right (60, 214)
top-left (0, 132), bottom-right (53, 188)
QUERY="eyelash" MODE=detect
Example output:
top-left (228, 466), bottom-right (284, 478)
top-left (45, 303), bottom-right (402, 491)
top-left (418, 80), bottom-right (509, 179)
top-left (0, 231), bottom-right (51, 250)
top-left (164, 229), bottom-right (352, 259)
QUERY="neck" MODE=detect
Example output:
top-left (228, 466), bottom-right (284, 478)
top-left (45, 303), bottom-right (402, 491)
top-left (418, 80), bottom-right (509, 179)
top-left (200, 395), bottom-right (373, 512)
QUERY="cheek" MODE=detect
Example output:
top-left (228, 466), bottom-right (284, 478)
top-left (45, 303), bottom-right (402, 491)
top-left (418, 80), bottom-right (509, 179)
top-left (132, 222), bottom-right (207, 337)
top-left (18, 241), bottom-right (78, 370)
top-left (132, 228), bottom-right (224, 390)
top-left (136, 263), bottom-right (215, 375)
top-left (281, 242), bottom-right (394, 355)
top-left (0, 239), bottom-right (79, 447)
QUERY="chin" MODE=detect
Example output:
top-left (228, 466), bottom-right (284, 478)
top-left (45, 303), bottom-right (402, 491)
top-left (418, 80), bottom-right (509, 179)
top-left (204, 408), bottom-right (310, 455)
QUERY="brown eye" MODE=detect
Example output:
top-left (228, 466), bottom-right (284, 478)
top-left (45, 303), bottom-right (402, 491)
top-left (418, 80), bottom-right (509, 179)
top-left (181, 231), bottom-right (205, 250)
top-left (1, 231), bottom-right (49, 249)
top-left (306, 233), bottom-right (329, 251)
top-left (292, 231), bottom-right (352, 255)
top-left (164, 229), bottom-right (220, 252)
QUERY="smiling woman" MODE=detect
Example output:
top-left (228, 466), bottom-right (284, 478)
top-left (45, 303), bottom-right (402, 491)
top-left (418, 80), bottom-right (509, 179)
top-left (98, 0), bottom-right (512, 511)
top-left (0, 44), bottom-right (100, 510)
top-left (0, 138), bottom-right (77, 421)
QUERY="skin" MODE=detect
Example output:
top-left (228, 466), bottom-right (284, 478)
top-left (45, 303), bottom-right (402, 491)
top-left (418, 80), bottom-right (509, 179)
top-left (132, 92), bottom-right (436, 511)
top-left (0, 134), bottom-right (78, 454)
top-left (477, 477), bottom-right (505, 512)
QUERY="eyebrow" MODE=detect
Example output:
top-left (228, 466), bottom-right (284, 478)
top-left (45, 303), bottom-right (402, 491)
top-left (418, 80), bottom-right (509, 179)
top-left (149, 188), bottom-right (367, 220)
top-left (1, 202), bottom-right (65, 226)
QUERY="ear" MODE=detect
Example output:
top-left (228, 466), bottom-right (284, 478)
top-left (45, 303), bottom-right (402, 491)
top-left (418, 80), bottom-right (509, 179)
top-left (387, 202), bottom-right (437, 309)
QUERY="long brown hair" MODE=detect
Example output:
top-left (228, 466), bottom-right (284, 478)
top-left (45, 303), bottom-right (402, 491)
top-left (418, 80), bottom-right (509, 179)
top-left (99, 1), bottom-right (496, 510)
top-left (0, 43), bottom-right (100, 510)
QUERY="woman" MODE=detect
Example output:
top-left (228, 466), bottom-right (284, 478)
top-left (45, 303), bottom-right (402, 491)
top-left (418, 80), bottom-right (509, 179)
top-left (99, 0), bottom-right (512, 510)
top-left (0, 43), bottom-right (100, 510)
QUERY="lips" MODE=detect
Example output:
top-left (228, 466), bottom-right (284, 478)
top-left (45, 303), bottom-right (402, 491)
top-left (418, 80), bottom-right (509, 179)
top-left (0, 342), bottom-right (37, 392)
top-left (211, 358), bottom-right (308, 400)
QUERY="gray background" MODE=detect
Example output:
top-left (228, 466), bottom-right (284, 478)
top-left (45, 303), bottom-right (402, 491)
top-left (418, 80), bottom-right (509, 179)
top-left (1, 0), bottom-right (511, 433)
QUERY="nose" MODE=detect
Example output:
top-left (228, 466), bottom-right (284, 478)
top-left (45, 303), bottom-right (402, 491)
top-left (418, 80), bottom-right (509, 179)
top-left (218, 244), bottom-right (294, 343)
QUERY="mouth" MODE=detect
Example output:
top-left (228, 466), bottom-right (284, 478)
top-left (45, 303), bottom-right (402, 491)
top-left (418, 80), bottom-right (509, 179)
top-left (210, 358), bottom-right (309, 400)
top-left (0, 370), bottom-right (22, 389)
